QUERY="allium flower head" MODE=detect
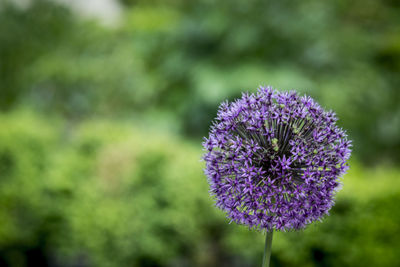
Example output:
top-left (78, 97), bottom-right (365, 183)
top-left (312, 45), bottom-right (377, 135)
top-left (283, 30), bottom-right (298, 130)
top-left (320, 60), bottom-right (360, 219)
top-left (202, 87), bottom-right (352, 231)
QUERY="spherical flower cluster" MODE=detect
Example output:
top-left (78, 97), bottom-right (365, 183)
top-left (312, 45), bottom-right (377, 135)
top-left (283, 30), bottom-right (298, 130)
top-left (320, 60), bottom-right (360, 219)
top-left (203, 87), bottom-right (352, 231)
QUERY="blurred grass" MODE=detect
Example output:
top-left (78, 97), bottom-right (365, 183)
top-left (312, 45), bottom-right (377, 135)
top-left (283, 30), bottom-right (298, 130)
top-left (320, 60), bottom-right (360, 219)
top-left (0, 0), bottom-right (400, 266)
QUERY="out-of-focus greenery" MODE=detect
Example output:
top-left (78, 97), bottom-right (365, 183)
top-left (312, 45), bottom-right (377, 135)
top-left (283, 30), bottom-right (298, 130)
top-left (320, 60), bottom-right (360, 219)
top-left (0, 111), bottom-right (399, 267)
top-left (0, 0), bottom-right (399, 266)
top-left (1, 0), bottom-right (400, 162)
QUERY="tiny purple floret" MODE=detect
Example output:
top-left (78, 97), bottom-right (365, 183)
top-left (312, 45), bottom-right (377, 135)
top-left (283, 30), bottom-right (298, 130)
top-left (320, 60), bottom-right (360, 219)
top-left (202, 87), bottom-right (352, 231)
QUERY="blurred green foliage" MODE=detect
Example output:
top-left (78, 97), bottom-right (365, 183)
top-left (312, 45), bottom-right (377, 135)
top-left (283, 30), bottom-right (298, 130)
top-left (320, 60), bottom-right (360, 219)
top-left (0, 0), bottom-right (400, 266)
top-left (1, 0), bottom-right (400, 162)
top-left (0, 112), bottom-right (399, 267)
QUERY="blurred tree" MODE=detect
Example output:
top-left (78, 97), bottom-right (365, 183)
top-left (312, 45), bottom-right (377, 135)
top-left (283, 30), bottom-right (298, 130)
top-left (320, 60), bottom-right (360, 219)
top-left (0, 0), bottom-right (74, 109)
top-left (0, 0), bottom-right (399, 160)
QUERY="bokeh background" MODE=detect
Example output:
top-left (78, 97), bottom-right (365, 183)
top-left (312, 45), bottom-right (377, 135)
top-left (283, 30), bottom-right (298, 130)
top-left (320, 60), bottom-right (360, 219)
top-left (0, 0), bottom-right (399, 266)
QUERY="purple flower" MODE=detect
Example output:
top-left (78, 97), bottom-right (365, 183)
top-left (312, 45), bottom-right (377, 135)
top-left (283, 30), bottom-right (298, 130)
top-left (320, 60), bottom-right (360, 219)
top-left (202, 87), bottom-right (352, 231)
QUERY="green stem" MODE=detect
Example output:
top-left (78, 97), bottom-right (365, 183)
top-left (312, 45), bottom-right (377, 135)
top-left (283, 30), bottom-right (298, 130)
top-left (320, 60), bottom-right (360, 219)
top-left (262, 231), bottom-right (273, 267)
